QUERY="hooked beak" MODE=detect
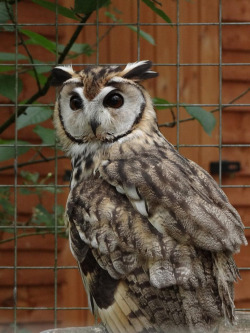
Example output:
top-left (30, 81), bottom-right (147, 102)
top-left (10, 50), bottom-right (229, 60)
top-left (90, 119), bottom-right (100, 136)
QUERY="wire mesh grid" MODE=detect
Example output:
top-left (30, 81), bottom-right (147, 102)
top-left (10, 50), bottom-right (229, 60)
top-left (0, 0), bottom-right (250, 332)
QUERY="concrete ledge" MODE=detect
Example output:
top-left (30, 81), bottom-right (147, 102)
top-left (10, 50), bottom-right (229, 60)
top-left (41, 312), bottom-right (250, 333)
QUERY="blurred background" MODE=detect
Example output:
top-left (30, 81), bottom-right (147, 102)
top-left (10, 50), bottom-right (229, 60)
top-left (0, 0), bottom-right (250, 332)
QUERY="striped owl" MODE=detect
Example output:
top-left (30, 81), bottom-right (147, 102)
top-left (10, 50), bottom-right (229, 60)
top-left (51, 61), bottom-right (247, 333)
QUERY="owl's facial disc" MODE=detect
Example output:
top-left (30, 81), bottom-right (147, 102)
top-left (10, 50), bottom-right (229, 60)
top-left (58, 78), bottom-right (146, 143)
top-left (85, 81), bottom-right (146, 142)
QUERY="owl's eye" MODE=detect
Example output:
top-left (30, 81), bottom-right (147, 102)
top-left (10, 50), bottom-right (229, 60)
top-left (103, 92), bottom-right (124, 109)
top-left (70, 95), bottom-right (83, 111)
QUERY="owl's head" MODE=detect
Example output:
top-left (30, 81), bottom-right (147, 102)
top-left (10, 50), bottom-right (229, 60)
top-left (51, 60), bottom-right (158, 154)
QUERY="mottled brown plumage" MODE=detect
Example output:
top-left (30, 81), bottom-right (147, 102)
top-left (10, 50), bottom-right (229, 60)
top-left (51, 61), bottom-right (247, 333)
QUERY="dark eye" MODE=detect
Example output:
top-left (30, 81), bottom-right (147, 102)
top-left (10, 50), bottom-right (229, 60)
top-left (103, 93), bottom-right (124, 109)
top-left (70, 95), bottom-right (83, 111)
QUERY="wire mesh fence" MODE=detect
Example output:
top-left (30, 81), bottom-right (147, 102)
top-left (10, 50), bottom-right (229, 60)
top-left (0, 0), bottom-right (250, 332)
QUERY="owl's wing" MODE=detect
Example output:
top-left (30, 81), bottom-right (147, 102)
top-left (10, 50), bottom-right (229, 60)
top-left (99, 142), bottom-right (247, 254)
top-left (67, 176), bottom-right (193, 332)
top-left (67, 171), bottom-right (239, 331)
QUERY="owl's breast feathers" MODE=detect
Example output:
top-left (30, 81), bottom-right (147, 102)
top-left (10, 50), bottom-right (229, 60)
top-left (66, 133), bottom-right (247, 333)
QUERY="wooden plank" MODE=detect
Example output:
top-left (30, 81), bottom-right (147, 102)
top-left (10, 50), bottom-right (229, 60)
top-left (222, 64), bottom-right (250, 82)
top-left (235, 237), bottom-right (250, 267)
top-left (223, 187), bottom-right (250, 207)
top-left (235, 271), bottom-right (250, 308)
top-left (222, 81), bottom-right (250, 105)
top-left (222, 0), bottom-right (250, 22)
top-left (154, 0), bottom-right (177, 145)
top-left (0, 234), bottom-right (66, 251)
top-left (58, 244), bottom-right (95, 326)
top-left (199, 0), bottom-right (220, 170)
top-left (222, 25), bottom-right (250, 52)
top-left (0, 285), bottom-right (61, 323)
top-left (220, 146), bottom-right (250, 175)
top-left (222, 50), bottom-right (250, 83)
top-left (237, 207), bottom-right (250, 227)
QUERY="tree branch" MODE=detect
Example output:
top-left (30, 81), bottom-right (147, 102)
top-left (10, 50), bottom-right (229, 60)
top-left (158, 87), bottom-right (250, 128)
top-left (0, 230), bottom-right (66, 245)
top-left (0, 12), bottom-right (92, 135)
top-left (0, 155), bottom-right (67, 172)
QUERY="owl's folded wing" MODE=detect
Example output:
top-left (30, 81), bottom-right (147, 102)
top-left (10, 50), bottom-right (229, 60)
top-left (99, 148), bottom-right (247, 254)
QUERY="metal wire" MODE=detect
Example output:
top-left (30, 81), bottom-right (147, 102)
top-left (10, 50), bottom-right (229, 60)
top-left (0, 0), bottom-right (250, 331)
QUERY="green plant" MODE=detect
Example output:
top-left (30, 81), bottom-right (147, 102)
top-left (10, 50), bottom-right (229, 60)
top-left (0, 0), bottom-right (177, 243)
top-left (0, 171), bottom-right (66, 245)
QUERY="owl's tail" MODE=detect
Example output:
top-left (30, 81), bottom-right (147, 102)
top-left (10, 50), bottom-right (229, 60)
top-left (212, 252), bottom-right (239, 324)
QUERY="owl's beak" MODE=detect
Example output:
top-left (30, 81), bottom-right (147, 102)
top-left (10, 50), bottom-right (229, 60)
top-left (90, 119), bottom-right (100, 136)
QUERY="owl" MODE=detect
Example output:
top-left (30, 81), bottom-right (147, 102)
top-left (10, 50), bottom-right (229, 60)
top-left (51, 60), bottom-right (247, 333)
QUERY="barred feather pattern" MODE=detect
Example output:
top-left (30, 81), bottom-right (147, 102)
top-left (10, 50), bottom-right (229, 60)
top-left (52, 61), bottom-right (247, 333)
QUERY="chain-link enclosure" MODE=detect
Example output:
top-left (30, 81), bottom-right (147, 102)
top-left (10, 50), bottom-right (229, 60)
top-left (0, 0), bottom-right (250, 332)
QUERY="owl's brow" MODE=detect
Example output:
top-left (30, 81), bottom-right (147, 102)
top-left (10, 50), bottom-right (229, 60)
top-left (105, 80), bottom-right (134, 90)
top-left (62, 80), bottom-right (83, 88)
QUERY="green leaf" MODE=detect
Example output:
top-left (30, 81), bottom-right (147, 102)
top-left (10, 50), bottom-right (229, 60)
top-left (31, 0), bottom-right (79, 20)
top-left (30, 60), bottom-right (52, 74)
top-left (0, 188), bottom-right (14, 218)
top-left (141, 0), bottom-right (172, 24)
top-left (0, 2), bottom-right (12, 23)
top-left (0, 52), bottom-right (27, 61)
top-left (153, 97), bottom-right (172, 110)
top-left (21, 29), bottom-right (56, 54)
top-left (105, 11), bottom-right (118, 22)
top-left (74, 0), bottom-right (111, 14)
top-left (20, 170), bottom-right (40, 184)
top-left (40, 185), bottom-right (62, 194)
top-left (17, 106), bottom-right (52, 130)
top-left (185, 106), bottom-right (216, 136)
top-left (0, 140), bottom-right (30, 161)
top-left (69, 43), bottom-right (94, 57)
top-left (28, 71), bottom-right (47, 85)
top-left (0, 65), bottom-right (15, 73)
top-left (19, 188), bottom-right (34, 195)
top-left (33, 125), bottom-right (56, 145)
top-left (32, 203), bottom-right (54, 226)
top-left (128, 26), bottom-right (155, 45)
top-left (0, 74), bottom-right (23, 101)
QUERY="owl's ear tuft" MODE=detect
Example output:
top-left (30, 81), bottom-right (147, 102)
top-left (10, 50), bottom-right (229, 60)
top-left (51, 66), bottom-right (74, 86)
top-left (122, 60), bottom-right (158, 82)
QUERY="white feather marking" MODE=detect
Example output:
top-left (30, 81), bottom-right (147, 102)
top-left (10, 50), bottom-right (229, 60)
top-left (124, 185), bottom-right (140, 200)
top-left (90, 236), bottom-right (98, 249)
top-left (114, 283), bottom-right (153, 331)
top-left (54, 65), bottom-right (73, 74)
top-left (124, 60), bottom-right (150, 72)
top-left (145, 70), bottom-right (157, 75)
top-left (101, 159), bottom-right (110, 167)
top-left (132, 199), bottom-right (148, 217)
top-left (99, 308), bottom-right (120, 333)
top-left (116, 185), bottom-right (125, 194)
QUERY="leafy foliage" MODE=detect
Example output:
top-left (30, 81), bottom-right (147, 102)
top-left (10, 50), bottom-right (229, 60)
top-left (0, 1), bottom-right (14, 31)
top-left (74, 0), bottom-right (111, 14)
top-left (0, 74), bottom-right (23, 101)
top-left (128, 26), bottom-right (155, 45)
top-left (153, 97), bottom-right (172, 110)
top-left (153, 97), bottom-right (216, 134)
top-left (0, 187), bottom-right (14, 225)
top-left (185, 106), bottom-right (216, 136)
top-left (0, 171), bottom-right (66, 238)
top-left (0, 139), bottom-right (30, 161)
top-left (141, 0), bottom-right (172, 24)
top-left (17, 106), bottom-right (53, 130)
top-left (31, 0), bottom-right (79, 20)
top-left (33, 125), bottom-right (56, 145)
top-left (0, 0), bottom-right (217, 245)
